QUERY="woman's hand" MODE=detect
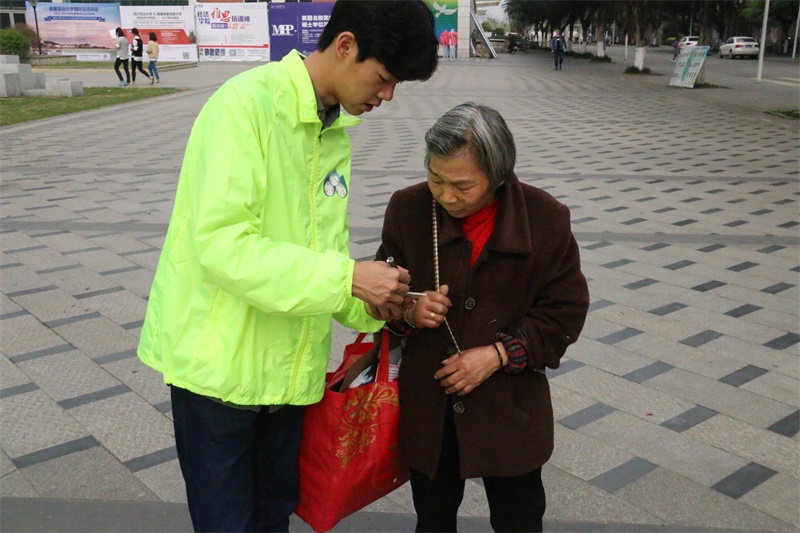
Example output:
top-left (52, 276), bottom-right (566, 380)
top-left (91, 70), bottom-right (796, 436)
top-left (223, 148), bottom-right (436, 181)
top-left (434, 342), bottom-right (505, 396)
top-left (405, 285), bottom-right (451, 328)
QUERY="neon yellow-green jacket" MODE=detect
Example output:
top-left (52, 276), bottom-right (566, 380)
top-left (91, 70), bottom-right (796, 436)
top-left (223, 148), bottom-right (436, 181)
top-left (137, 50), bottom-right (383, 406)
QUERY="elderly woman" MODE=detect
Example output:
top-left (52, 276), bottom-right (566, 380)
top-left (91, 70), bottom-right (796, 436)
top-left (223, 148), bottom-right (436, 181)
top-left (377, 102), bottom-right (589, 532)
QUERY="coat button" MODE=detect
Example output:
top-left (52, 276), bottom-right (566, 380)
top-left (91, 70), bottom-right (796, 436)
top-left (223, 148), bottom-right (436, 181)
top-left (453, 401), bottom-right (465, 414)
top-left (446, 345), bottom-right (458, 356)
top-left (464, 297), bottom-right (476, 310)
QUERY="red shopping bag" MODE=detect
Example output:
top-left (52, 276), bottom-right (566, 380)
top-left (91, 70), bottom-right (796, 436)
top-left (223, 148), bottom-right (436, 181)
top-left (296, 329), bottom-right (408, 532)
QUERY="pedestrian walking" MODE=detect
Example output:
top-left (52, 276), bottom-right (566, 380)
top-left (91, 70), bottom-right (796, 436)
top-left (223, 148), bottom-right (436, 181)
top-left (146, 32), bottom-right (160, 84)
top-left (112, 27), bottom-right (130, 87)
top-left (551, 28), bottom-right (567, 70)
top-left (450, 29), bottom-right (458, 59)
top-left (136, 1), bottom-right (439, 532)
top-left (672, 37), bottom-right (680, 60)
top-left (129, 28), bottom-right (153, 86)
top-left (377, 102), bottom-right (589, 532)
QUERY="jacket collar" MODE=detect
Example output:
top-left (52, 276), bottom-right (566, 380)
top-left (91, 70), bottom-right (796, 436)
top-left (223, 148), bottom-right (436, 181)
top-left (437, 174), bottom-right (532, 255)
top-left (283, 50), bottom-right (360, 129)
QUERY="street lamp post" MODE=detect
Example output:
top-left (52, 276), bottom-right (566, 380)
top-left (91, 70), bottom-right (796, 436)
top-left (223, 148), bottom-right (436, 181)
top-left (28, 0), bottom-right (42, 56)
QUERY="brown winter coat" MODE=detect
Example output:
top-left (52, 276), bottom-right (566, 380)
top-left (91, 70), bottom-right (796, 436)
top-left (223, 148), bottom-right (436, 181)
top-left (376, 175), bottom-right (589, 479)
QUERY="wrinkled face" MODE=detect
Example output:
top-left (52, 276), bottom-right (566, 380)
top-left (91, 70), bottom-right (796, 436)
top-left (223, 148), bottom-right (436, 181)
top-left (338, 47), bottom-right (398, 116)
top-left (427, 150), bottom-right (495, 219)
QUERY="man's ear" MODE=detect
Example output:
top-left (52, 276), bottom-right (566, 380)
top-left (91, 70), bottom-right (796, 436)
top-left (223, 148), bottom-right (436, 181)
top-left (335, 31), bottom-right (357, 60)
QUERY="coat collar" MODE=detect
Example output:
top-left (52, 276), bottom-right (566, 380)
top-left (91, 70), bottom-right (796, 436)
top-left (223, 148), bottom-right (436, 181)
top-left (283, 50), bottom-right (360, 129)
top-left (436, 174), bottom-right (532, 256)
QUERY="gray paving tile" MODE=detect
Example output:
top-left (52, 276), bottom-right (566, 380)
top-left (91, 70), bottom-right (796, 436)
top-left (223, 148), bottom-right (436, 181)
top-left (766, 410), bottom-right (799, 438)
top-left (660, 406), bottom-right (718, 433)
top-left (718, 365), bottom-right (769, 387)
top-left (711, 462), bottom-right (778, 499)
top-left (58, 384), bottom-right (131, 410)
top-left (590, 458), bottom-right (658, 493)
top-left (0, 382), bottom-right (40, 399)
top-left (558, 403), bottom-right (616, 430)
top-left (623, 362), bottom-right (674, 384)
top-left (648, 303), bottom-right (687, 316)
top-left (597, 327), bottom-right (643, 345)
top-left (11, 436), bottom-right (101, 469)
top-left (679, 330), bottom-right (724, 348)
top-left (763, 332), bottom-right (800, 350)
top-left (123, 446), bottom-right (178, 473)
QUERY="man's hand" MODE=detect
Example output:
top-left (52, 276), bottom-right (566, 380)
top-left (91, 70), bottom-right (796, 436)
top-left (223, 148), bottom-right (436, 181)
top-left (353, 261), bottom-right (410, 314)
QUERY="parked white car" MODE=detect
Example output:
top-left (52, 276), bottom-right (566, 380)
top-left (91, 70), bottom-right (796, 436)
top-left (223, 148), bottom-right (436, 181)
top-left (719, 36), bottom-right (759, 58)
top-left (678, 36), bottom-right (699, 49)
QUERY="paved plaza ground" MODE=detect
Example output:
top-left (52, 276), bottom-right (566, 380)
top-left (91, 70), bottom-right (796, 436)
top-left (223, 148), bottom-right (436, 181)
top-left (1, 46), bottom-right (798, 531)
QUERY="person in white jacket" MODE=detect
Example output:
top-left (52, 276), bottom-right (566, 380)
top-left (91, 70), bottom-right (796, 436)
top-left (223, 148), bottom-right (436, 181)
top-left (146, 32), bottom-right (160, 84)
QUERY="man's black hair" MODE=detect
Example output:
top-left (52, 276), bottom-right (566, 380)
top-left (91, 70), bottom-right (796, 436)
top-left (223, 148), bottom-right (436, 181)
top-left (317, 0), bottom-right (438, 82)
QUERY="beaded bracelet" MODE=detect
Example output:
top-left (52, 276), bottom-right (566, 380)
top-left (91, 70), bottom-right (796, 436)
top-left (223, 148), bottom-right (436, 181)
top-left (492, 342), bottom-right (504, 370)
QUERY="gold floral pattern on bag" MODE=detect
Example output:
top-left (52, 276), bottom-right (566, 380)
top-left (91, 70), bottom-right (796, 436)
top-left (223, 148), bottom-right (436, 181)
top-left (335, 384), bottom-right (399, 468)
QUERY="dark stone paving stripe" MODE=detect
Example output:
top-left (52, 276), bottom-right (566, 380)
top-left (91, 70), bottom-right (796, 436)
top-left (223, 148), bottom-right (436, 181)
top-left (558, 403), bottom-right (616, 430)
top-left (121, 319), bottom-right (145, 330)
top-left (62, 246), bottom-right (103, 256)
top-left (602, 259), bottom-right (634, 269)
top-left (588, 299), bottom-right (614, 312)
top-left (74, 286), bottom-right (125, 300)
top-left (661, 405), bottom-right (718, 432)
top-left (623, 362), bottom-right (674, 384)
top-left (58, 384), bottom-right (131, 409)
top-left (664, 260), bottom-right (695, 270)
top-left (6, 285), bottom-right (58, 298)
top-left (764, 332), bottom-right (800, 350)
top-left (766, 410), bottom-right (799, 438)
top-left (0, 262), bottom-right (23, 269)
top-left (123, 446), bottom-right (178, 473)
top-left (728, 261), bottom-right (759, 272)
top-left (711, 462), bottom-right (777, 499)
top-left (0, 310), bottom-right (29, 320)
top-left (692, 281), bottom-right (726, 292)
top-left (718, 365), bottom-right (769, 387)
top-left (45, 312), bottom-right (102, 328)
top-left (583, 241), bottom-right (613, 250)
top-left (35, 263), bottom-right (82, 275)
top-left (590, 458), bottom-right (658, 493)
top-left (119, 248), bottom-right (159, 257)
top-left (3, 245), bottom-right (47, 254)
top-left (0, 382), bottom-right (40, 399)
top-left (758, 245), bottom-right (784, 254)
top-left (761, 282), bottom-right (794, 295)
top-left (94, 349), bottom-right (137, 365)
top-left (679, 330), bottom-right (724, 347)
top-left (98, 265), bottom-right (143, 276)
top-left (648, 302), bottom-right (687, 316)
top-left (623, 278), bottom-right (658, 290)
top-left (548, 358), bottom-right (584, 378)
top-left (641, 243), bottom-right (670, 252)
top-left (10, 344), bottom-right (75, 363)
top-left (725, 304), bottom-right (762, 318)
top-left (11, 436), bottom-right (101, 469)
top-left (597, 328), bottom-right (643, 345)
top-left (154, 400), bottom-right (173, 413)
top-left (699, 244), bottom-right (726, 253)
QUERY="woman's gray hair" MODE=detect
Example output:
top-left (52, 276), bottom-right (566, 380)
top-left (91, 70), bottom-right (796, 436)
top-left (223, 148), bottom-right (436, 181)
top-left (424, 102), bottom-right (516, 191)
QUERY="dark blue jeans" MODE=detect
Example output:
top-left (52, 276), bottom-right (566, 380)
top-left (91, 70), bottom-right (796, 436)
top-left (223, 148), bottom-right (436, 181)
top-left (171, 386), bottom-right (305, 532)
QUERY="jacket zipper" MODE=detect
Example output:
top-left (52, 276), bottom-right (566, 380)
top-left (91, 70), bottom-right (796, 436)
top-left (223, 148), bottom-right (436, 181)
top-left (289, 127), bottom-right (323, 397)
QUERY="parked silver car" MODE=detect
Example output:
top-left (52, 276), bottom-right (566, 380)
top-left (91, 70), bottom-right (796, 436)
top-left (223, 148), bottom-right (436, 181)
top-left (719, 36), bottom-right (759, 59)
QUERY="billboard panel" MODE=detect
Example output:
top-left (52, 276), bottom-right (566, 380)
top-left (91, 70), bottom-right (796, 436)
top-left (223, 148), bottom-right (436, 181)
top-left (25, 2), bottom-right (120, 60)
top-left (267, 2), bottom-right (333, 61)
top-left (195, 3), bottom-right (269, 61)
top-left (120, 6), bottom-right (198, 62)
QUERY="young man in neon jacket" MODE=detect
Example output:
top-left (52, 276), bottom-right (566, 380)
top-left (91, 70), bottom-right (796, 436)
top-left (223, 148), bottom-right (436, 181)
top-left (137, 2), bottom-right (438, 530)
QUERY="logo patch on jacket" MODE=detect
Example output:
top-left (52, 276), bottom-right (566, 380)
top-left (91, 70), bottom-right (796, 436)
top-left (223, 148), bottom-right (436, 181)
top-left (323, 170), bottom-right (348, 198)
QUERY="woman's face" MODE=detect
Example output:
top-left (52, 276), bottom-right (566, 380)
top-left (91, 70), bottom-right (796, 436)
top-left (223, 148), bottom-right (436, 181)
top-left (427, 150), bottom-right (495, 219)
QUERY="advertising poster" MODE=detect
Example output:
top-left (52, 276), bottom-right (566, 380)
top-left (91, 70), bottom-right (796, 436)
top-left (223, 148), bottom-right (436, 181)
top-left (25, 2), bottom-right (120, 61)
top-left (195, 3), bottom-right (269, 61)
top-left (426, 0), bottom-right (458, 57)
top-left (267, 2), bottom-right (333, 62)
top-left (670, 46), bottom-right (710, 88)
top-left (120, 6), bottom-right (198, 62)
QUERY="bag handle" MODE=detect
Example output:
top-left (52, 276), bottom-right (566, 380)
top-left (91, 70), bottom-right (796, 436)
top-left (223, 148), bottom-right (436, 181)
top-left (376, 328), bottom-right (391, 383)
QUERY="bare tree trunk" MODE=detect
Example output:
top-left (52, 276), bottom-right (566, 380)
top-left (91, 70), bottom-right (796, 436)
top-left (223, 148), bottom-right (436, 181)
top-left (596, 23), bottom-right (606, 57)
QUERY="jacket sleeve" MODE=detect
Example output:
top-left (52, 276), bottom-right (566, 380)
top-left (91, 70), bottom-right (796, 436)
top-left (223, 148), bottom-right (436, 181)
top-left (507, 204), bottom-right (589, 371)
top-left (333, 296), bottom-right (384, 333)
top-left (185, 84), bottom-right (359, 317)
